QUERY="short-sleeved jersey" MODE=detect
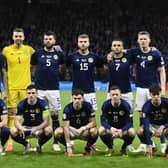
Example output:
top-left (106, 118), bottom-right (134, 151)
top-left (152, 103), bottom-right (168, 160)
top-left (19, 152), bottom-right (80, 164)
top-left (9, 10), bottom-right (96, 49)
top-left (16, 98), bottom-right (48, 126)
top-left (66, 51), bottom-right (102, 93)
top-left (0, 99), bottom-right (7, 122)
top-left (31, 48), bottom-right (64, 90)
top-left (63, 101), bottom-right (95, 128)
top-left (142, 97), bottom-right (168, 126)
top-left (128, 48), bottom-right (165, 88)
top-left (101, 99), bottom-right (132, 131)
top-left (2, 44), bottom-right (35, 89)
top-left (107, 52), bottom-right (134, 93)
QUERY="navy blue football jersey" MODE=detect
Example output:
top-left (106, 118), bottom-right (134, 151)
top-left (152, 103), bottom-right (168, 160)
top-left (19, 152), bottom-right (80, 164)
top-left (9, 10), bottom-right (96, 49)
top-left (66, 51), bottom-right (102, 93)
top-left (101, 99), bottom-right (132, 131)
top-left (106, 52), bottom-right (134, 93)
top-left (31, 48), bottom-right (64, 90)
top-left (63, 101), bottom-right (95, 128)
top-left (0, 99), bottom-right (7, 122)
top-left (128, 47), bottom-right (165, 88)
top-left (16, 98), bottom-right (49, 126)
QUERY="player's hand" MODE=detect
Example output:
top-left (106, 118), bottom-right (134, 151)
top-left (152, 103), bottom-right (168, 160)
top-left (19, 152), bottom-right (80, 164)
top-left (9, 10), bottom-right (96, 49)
top-left (107, 52), bottom-right (113, 62)
top-left (145, 145), bottom-right (153, 158)
top-left (110, 127), bottom-right (118, 137)
top-left (116, 129), bottom-right (122, 137)
top-left (75, 127), bottom-right (86, 136)
top-left (1, 90), bottom-right (8, 101)
top-left (155, 125), bottom-right (165, 137)
top-left (19, 127), bottom-right (25, 138)
top-left (66, 146), bottom-right (73, 156)
top-left (31, 127), bottom-right (39, 135)
top-left (54, 45), bottom-right (63, 52)
top-left (150, 46), bottom-right (157, 51)
top-left (161, 88), bottom-right (166, 97)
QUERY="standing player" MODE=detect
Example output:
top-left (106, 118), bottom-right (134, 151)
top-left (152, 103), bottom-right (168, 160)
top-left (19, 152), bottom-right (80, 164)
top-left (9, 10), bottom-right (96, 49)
top-left (10, 85), bottom-right (52, 154)
top-left (99, 86), bottom-right (135, 156)
top-left (106, 39), bottom-right (134, 111)
top-left (0, 98), bottom-right (10, 155)
top-left (54, 89), bottom-right (98, 156)
top-left (66, 34), bottom-right (103, 111)
top-left (2, 28), bottom-right (35, 152)
top-left (128, 31), bottom-right (166, 152)
top-left (31, 31), bottom-right (64, 151)
top-left (139, 84), bottom-right (168, 158)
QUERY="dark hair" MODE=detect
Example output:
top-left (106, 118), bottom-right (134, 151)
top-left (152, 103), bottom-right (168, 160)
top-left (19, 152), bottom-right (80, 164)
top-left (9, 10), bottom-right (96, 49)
top-left (112, 38), bottom-right (124, 46)
top-left (44, 31), bottom-right (56, 40)
top-left (13, 28), bottom-right (24, 34)
top-left (149, 84), bottom-right (161, 94)
top-left (78, 34), bottom-right (89, 39)
top-left (26, 84), bottom-right (37, 90)
top-left (72, 89), bottom-right (84, 96)
top-left (138, 31), bottom-right (150, 38)
top-left (109, 85), bottom-right (121, 92)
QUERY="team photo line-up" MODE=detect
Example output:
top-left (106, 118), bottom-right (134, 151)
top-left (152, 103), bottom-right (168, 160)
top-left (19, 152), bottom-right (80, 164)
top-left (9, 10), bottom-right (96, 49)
top-left (0, 27), bottom-right (167, 159)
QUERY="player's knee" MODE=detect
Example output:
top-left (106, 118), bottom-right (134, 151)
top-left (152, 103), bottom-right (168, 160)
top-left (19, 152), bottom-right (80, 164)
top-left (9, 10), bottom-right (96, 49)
top-left (44, 126), bottom-right (53, 136)
top-left (10, 127), bottom-right (18, 137)
top-left (164, 128), bottom-right (168, 138)
top-left (89, 127), bottom-right (98, 137)
top-left (137, 127), bottom-right (144, 136)
top-left (128, 128), bottom-right (135, 137)
top-left (98, 126), bottom-right (106, 136)
top-left (54, 127), bottom-right (63, 138)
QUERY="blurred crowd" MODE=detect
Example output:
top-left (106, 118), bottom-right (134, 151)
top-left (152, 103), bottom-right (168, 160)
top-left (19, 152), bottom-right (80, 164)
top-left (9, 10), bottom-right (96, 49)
top-left (1, 0), bottom-right (168, 81)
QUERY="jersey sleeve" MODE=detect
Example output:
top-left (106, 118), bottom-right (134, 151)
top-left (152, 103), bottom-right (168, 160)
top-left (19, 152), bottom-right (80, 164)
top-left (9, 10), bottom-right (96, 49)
top-left (30, 52), bottom-right (38, 65)
top-left (63, 105), bottom-right (70, 121)
top-left (0, 100), bottom-right (7, 115)
top-left (142, 102), bottom-right (152, 145)
top-left (100, 102), bottom-right (112, 129)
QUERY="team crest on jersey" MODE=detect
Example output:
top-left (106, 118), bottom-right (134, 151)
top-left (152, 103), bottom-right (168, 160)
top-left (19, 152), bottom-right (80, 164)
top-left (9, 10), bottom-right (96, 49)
top-left (81, 112), bottom-right (86, 117)
top-left (119, 110), bottom-right (125, 116)
top-left (88, 57), bottom-right (93, 63)
top-left (161, 108), bottom-right (167, 113)
top-left (35, 108), bottom-right (40, 113)
top-left (122, 58), bottom-right (127, 63)
top-left (147, 55), bottom-right (152, 61)
top-left (53, 54), bottom-right (58, 60)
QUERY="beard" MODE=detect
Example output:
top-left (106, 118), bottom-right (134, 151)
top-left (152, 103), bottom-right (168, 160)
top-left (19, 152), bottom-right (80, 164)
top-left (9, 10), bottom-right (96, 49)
top-left (45, 43), bottom-right (54, 50)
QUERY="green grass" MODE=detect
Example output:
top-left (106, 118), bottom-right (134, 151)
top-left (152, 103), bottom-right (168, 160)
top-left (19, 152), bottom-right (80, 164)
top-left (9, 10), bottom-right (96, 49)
top-left (0, 91), bottom-right (167, 168)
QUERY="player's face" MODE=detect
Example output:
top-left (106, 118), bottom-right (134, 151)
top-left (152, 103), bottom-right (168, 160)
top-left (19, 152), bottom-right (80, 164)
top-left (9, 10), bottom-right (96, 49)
top-left (27, 89), bottom-right (38, 103)
top-left (72, 94), bottom-right (84, 110)
top-left (12, 32), bottom-right (25, 46)
top-left (111, 41), bottom-right (123, 54)
top-left (137, 34), bottom-right (151, 48)
top-left (43, 35), bottom-right (56, 49)
top-left (110, 89), bottom-right (121, 104)
top-left (151, 92), bottom-right (161, 105)
top-left (78, 37), bottom-right (90, 51)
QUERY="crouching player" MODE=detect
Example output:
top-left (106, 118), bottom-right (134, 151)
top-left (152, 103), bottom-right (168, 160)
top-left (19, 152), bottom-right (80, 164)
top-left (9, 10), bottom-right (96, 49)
top-left (139, 84), bottom-right (168, 158)
top-left (99, 86), bottom-right (135, 156)
top-left (0, 99), bottom-right (10, 155)
top-left (10, 85), bottom-right (52, 154)
top-left (55, 89), bottom-right (98, 156)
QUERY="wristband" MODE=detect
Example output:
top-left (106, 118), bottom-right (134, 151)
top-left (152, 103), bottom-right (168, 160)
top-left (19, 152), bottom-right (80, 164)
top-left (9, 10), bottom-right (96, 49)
top-left (66, 143), bottom-right (71, 148)
top-left (81, 126), bottom-right (87, 131)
